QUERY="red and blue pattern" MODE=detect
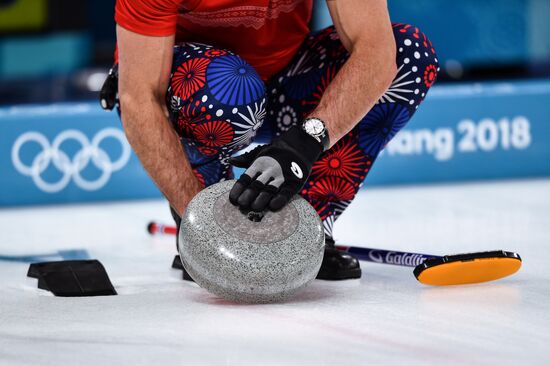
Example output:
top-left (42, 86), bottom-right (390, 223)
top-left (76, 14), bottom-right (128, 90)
top-left (358, 103), bottom-right (410, 155)
top-left (206, 55), bottom-right (265, 106)
top-left (166, 25), bottom-right (439, 238)
top-left (171, 58), bottom-right (210, 100)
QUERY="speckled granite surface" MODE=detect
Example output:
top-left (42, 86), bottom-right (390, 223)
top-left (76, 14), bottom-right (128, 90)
top-left (179, 180), bottom-right (325, 303)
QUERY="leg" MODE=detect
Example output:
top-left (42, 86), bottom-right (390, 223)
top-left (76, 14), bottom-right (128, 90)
top-left (266, 24), bottom-right (438, 280)
top-left (167, 42), bottom-right (267, 250)
top-left (168, 42), bottom-right (267, 185)
top-left (267, 24), bottom-right (439, 238)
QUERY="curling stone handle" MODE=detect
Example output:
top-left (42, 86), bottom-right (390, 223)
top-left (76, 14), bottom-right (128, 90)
top-left (247, 210), bottom-right (265, 222)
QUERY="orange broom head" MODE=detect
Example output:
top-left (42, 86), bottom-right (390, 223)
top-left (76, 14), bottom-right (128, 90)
top-left (414, 251), bottom-right (522, 286)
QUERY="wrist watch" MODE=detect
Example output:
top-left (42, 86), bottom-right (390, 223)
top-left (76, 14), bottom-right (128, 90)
top-left (301, 117), bottom-right (330, 151)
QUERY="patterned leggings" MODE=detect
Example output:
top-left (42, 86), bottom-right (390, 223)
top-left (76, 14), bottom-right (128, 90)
top-left (167, 24), bottom-right (439, 238)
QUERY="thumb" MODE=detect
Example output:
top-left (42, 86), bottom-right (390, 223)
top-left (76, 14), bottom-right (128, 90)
top-left (228, 145), bottom-right (263, 168)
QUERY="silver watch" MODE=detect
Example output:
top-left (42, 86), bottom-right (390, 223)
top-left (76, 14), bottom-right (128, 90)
top-left (302, 117), bottom-right (330, 151)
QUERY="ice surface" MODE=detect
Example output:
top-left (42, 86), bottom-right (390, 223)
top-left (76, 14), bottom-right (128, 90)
top-left (1, 179), bottom-right (549, 365)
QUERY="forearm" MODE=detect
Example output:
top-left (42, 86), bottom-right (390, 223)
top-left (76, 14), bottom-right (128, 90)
top-left (311, 45), bottom-right (396, 148)
top-left (120, 98), bottom-right (203, 216)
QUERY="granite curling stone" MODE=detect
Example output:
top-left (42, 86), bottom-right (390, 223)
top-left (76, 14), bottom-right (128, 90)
top-left (178, 180), bottom-right (325, 303)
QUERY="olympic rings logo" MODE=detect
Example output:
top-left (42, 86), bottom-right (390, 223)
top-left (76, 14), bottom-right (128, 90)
top-left (11, 128), bottom-right (131, 193)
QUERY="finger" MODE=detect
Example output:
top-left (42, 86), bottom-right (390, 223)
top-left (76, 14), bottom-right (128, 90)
top-left (251, 185), bottom-right (278, 212)
top-left (229, 174), bottom-right (252, 206)
top-left (268, 188), bottom-right (294, 212)
top-left (228, 146), bottom-right (263, 168)
top-left (254, 171), bottom-right (274, 185)
top-left (241, 171), bottom-right (273, 210)
top-left (228, 155), bottom-right (251, 168)
top-left (237, 180), bottom-right (265, 208)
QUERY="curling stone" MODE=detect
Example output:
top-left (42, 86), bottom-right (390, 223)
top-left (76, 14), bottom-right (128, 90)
top-left (179, 180), bottom-right (325, 303)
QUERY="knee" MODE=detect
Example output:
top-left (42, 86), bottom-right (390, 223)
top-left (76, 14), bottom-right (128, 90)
top-left (167, 43), bottom-right (267, 152)
top-left (392, 23), bottom-right (439, 89)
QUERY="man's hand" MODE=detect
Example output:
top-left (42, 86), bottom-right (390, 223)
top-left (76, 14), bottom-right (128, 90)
top-left (229, 127), bottom-right (323, 212)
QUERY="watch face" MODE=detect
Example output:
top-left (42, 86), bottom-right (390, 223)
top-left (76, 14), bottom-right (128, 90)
top-left (305, 119), bottom-right (325, 136)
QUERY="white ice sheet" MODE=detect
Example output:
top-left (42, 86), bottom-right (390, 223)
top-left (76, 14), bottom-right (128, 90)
top-left (1, 179), bottom-right (549, 365)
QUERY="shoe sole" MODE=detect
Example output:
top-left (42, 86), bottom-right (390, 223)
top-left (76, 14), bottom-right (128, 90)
top-left (316, 267), bottom-right (362, 281)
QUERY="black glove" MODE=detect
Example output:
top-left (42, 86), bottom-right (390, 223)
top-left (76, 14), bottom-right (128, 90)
top-left (99, 64), bottom-right (118, 111)
top-left (229, 126), bottom-right (324, 212)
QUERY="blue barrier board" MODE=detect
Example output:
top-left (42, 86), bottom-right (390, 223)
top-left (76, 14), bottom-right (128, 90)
top-left (372, 79), bottom-right (550, 184)
top-left (311, 0), bottom-right (550, 66)
top-left (0, 103), bottom-right (159, 206)
top-left (1, 79), bottom-right (549, 206)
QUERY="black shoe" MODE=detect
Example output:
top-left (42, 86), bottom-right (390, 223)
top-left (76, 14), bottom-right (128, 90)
top-left (316, 236), bottom-right (361, 280)
top-left (170, 207), bottom-right (196, 281)
top-left (172, 255), bottom-right (195, 281)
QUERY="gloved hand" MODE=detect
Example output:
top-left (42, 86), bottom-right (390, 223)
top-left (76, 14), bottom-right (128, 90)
top-left (229, 126), bottom-right (324, 212)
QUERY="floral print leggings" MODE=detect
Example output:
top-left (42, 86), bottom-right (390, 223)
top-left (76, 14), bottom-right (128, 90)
top-left (167, 24), bottom-right (439, 237)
